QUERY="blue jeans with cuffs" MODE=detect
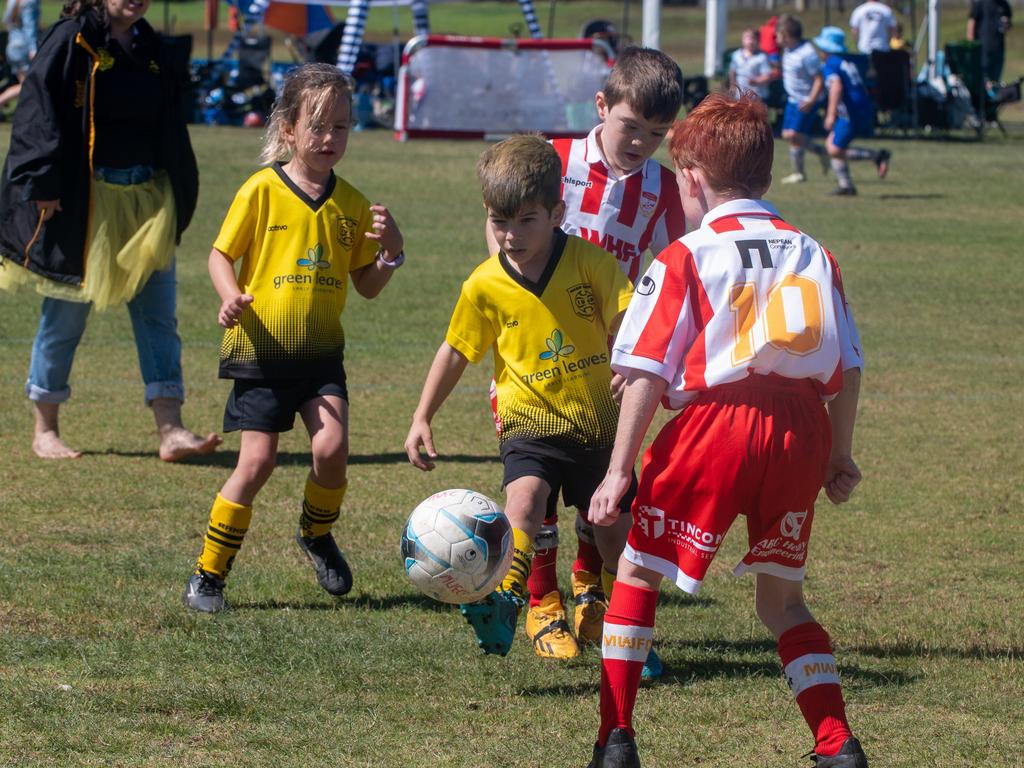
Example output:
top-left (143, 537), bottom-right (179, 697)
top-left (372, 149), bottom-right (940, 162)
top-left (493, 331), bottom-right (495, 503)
top-left (25, 164), bottom-right (184, 406)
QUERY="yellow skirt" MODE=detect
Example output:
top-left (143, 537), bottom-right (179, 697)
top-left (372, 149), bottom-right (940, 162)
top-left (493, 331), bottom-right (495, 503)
top-left (0, 171), bottom-right (177, 311)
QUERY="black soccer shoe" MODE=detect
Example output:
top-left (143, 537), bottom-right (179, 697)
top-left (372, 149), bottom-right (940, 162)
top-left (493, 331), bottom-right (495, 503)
top-left (587, 728), bottom-right (641, 768)
top-left (874, 149), bottom-right (891, 179)
top-left (808, 737), bottom-right (869, 767)
top-left (828, 185), bottom-right (858, 196)
top-left (182, 570), bottom-right (227, 613)
top-left (295, 529), bottom-right (353, 596)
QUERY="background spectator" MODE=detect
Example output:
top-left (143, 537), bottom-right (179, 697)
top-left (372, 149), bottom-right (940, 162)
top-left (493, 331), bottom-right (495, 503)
top-left (730, 27), bottom-right (774, 101)
top-left (0, 0), bottom-right (39, 111)
top-left (850, 0), bottom-right (897, 53)
top-left (0, 0), bottom-right (220, 460)
top-left (968, 0), bottom-right (1013, 89)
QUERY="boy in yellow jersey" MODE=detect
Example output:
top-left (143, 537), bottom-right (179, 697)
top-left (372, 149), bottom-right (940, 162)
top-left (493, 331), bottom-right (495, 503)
top-left (483, 49), bottom-right (683, 672)
top-left (404, 135), bottom-right (634, 657)
top-left (182, 64), bottom-right (405, 612)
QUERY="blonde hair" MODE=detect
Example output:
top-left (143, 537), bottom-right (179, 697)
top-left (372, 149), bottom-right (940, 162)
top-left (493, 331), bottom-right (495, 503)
top-left (476, 135), bottom-right (561, 219)
top-left (259, 63), bottom-right (355, 165)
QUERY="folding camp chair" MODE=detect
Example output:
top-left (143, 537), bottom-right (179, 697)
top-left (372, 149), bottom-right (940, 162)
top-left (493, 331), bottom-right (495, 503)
top-left (944, 41), bottom-right (1005, 136)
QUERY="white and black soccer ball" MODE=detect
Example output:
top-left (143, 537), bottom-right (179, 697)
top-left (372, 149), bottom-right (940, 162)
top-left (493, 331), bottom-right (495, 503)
top-left (401, 489), bottom-right (513, 604)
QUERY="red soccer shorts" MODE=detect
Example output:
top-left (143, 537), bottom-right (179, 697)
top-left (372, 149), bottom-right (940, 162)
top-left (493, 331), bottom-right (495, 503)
top-left (623, 375), bottom-right (832, 593)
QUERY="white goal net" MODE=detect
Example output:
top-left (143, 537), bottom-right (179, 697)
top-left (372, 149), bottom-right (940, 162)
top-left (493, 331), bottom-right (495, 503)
top-left (395, 35), bottom-right (614, 140)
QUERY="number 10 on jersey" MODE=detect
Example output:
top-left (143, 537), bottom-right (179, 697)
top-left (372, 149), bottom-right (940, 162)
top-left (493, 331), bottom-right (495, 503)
top-left (729, 273), bottom-right (825, 367)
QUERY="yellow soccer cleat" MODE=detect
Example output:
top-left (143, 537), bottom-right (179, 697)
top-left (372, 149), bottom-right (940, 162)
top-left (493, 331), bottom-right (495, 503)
top-left (571, 569), bottom-right (608, 646)
top-left (525, 591), bottom-right (580, 659)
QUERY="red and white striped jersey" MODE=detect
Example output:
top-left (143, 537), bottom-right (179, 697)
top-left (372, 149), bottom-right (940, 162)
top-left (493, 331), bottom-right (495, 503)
top-left (553, 126), bottom-right (685, 284)
top-left (612, 199), bottom-right (863, 409)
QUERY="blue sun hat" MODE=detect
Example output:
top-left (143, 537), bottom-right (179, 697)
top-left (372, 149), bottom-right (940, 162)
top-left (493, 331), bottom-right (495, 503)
top-left (813, 26), bottom-right (848, 54)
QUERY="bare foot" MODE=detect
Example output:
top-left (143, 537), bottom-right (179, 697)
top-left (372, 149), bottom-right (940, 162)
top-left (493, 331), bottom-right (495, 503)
top-left (33, 430), bottom-right (83, 459)
top-left (159, 429), bottom-right (223, 462)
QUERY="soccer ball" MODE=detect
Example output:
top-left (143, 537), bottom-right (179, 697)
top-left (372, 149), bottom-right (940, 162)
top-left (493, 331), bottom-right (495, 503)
top-left (401, 489), bottom-right (513, 604)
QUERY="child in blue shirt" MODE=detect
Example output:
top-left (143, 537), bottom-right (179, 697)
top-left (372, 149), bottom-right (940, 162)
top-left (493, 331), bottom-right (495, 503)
top-left (813, 26), bottom-right (892, 195)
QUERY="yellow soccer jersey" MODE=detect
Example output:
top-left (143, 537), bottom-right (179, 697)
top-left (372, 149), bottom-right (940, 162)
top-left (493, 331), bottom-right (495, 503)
top-left (214, 164), bottom-right (378, 378)
top-left (447, 230), bottom-right (633, 449)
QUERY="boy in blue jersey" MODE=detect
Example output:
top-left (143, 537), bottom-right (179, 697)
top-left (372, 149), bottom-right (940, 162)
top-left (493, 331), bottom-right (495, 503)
top-left (813, 26), bottom-right (892, 196)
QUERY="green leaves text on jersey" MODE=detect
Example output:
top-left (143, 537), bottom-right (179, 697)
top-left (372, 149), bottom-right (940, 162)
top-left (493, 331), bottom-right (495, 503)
top-left (522, 329), bottom-right (608, 385)
top-left (273, 243), bottom-right (344, 290)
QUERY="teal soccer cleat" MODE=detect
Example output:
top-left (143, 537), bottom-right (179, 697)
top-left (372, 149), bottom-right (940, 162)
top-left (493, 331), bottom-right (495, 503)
top-left (641, 647), bottom-right (664, 680)
top-left (460, 589), bottom-right (524, 656)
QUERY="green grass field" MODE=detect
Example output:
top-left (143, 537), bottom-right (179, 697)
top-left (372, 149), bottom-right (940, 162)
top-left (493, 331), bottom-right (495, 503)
top-left (1, 31), bottom-right (1024, 767)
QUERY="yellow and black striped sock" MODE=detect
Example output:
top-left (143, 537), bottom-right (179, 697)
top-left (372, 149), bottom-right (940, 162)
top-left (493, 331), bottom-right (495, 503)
top-left (601, 566), bottom-right (616, 601)
top-left (196, 494), bottom-right (252, 578)
top-left (500, 528), bottom-right (534, 601)
top-left (299, 477), bottom-right (347, 538)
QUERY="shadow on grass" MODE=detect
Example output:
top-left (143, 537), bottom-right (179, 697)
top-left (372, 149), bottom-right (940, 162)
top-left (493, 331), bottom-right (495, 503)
top-left (521, 638), bottom-right (920, 698)
top-left (656, 591), bottom-right (715, 608)
top-left (232, 592), bottom-right (453, 613)
top-left (878, 193), bottom-right (946, 200)
top-left (850, 641), bottom-right (1024, 661)
top-left (96, 450), bottom-right (499, 468)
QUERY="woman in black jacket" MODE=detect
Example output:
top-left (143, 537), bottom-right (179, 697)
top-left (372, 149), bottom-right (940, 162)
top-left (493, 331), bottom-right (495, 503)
top-left (0, 0), bottom-right (220, 460)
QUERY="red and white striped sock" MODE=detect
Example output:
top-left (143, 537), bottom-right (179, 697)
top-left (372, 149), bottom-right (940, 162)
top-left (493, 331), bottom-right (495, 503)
top-left (777, 622), bottom-right (853, 756)
top-left (597, 581), bottom-right (658, 746)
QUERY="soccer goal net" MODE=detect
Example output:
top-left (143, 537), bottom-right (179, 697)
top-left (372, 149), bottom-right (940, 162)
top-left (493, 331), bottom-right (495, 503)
top-left (395, 35), bottom-right (614, 140)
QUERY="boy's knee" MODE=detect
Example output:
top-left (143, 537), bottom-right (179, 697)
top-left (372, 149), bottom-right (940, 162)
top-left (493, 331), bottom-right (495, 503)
top-left (243, 454), bottom-right (277, 485)
top-left (754, 575), bottom-right (811, 634)
top-left (312, 445), bottom-right (348, 477)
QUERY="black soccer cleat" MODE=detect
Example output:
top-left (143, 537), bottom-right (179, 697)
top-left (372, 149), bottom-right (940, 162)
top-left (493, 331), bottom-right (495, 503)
top-left (295, 529), bottom-right (353, 596)
top-left (874, 149), bottom-right (891, 179)
top-left (587, 728), bottom-right (641, 768)
top-left (182, 570), bottom-right (227, 613)
top-left (808, 737), bottom-right (869, 767)
top-left (828, 186), bottom-right (858, 197)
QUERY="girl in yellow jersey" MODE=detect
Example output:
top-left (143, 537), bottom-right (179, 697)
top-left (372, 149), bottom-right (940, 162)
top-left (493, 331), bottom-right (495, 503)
top-left (183, 64), bottom-right (405, 612)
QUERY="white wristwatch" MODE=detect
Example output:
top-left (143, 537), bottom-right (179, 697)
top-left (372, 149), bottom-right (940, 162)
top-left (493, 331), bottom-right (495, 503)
top-left (378, 249), bottom-right (405, 269)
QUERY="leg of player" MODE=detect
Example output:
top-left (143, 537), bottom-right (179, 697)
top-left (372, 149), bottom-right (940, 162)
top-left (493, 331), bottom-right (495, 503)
top-left (527, 514), bottom-right (560, 613)
top-left (296, 395), bottom-right (353, 596)
top-left (461, 475), bottom-right (548, 656)
top-left (183, 430), bottom-right (279, 612)
top-left (808, 137), bottom-right (832, 176)
top-left (827, 134), bottom-right (857, 197)
top-left (844, 145), bottom-right (890, 179)
top-left (756, 574), bottom-right (868, 768)
top-left (525, 511), bottom-right (580, 660)
top-left (588, 555), bottom-right (662, 768)
top-left (782, 130), bottom-right (808, 183)
top-left (590, 492), bottom-right (664, 680)
top-left (571, 514), bottom-right (608, 646)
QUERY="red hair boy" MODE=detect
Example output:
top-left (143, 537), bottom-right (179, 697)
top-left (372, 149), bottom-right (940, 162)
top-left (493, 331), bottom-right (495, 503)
top-left (584, 92), bottom-right (868, 768)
